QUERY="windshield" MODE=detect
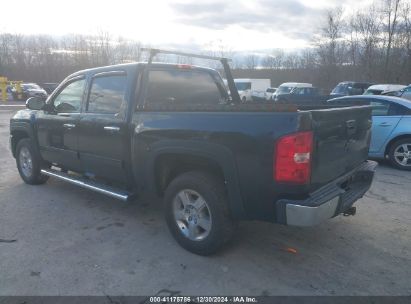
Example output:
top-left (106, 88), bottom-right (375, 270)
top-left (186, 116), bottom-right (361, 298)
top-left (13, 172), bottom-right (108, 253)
top-left (23, 84), bottom-right (42, 90)
top-left (276, 86), bottom-right (293, 94)
top-left (235, 82), bottom-right (251, 91)
top-left (331, 84), bottom-right (348, 94)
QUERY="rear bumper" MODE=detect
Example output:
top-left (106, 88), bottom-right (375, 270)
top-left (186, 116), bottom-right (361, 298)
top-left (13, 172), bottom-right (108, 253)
top-left (275, 160), bottom-right (377, 226)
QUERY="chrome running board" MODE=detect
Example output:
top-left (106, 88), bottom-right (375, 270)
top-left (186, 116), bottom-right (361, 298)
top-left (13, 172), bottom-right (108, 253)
top-left (40, 169), bottom-right (133, 201)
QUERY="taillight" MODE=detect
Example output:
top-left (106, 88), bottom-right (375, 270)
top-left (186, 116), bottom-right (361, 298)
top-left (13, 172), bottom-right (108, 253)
top-left (274, 131), bottom-right (313, 184)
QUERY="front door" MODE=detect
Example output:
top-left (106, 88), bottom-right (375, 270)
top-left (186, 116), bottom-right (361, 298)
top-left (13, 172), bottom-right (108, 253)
top-left (77, 71), bottom-right (129, 182)
top-left (36, 77), bottom-right (86, 171)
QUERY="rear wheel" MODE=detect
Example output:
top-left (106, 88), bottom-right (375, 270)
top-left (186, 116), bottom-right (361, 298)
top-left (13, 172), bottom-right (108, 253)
top-left (164, 171), bottom-right (236, 255)
top-left (388, 138), bottom-right (411, 171)
top-left (16, 138), bottom-right (49, 184)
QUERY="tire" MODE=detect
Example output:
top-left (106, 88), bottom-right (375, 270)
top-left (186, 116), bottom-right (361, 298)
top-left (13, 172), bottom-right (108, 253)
top-left (388, 138), bottom-right (411, 171)
top-left (241, 96), bottom-right (247, 103)
top-left (16, 138), bottom-right (49, 184)
top-left (164, 171), bottom-right (236, 255)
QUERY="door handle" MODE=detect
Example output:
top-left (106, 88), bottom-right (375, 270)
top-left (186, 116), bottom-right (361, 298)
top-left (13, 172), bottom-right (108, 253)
top-left (63, 123), bottom-right (76, 129)
top-left (379, 122), bottom-right (392, 127)
top-left (104, 126), bottom-right (120, 132)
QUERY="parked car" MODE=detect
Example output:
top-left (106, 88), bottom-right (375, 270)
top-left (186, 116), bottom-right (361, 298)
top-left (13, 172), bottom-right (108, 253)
top-left (12, 83), bottom-right (48, 100)
top-left (265, 87), bottom-right (277, 100)
top-left (328, 95), bottom-right (411, 170)
top-left (364, 84), bottom-right (406, 95)
top-left (394, 85), bottom-right (411, 101)
top-left (272, 82), bottom-right (312, 101)
top-left (41, 83), bottom-right (59, 95)
top-left (330, 81), bottom-right (373, 97)
top-left (10, 51), bottom-right (376, 255)
top-left (234, 78), bottom-right (271, 102)
top-left (274, 86), bottom-right (331, 105)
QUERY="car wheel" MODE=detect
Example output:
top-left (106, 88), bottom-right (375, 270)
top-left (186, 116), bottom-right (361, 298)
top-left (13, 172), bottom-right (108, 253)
top-left (16, 138), bottom-right (49, 184)
top-left (164, 171), bottom-right (236, 255)
top-left (388, 138), bottom-right (411, 171)
top-left (241, 96), bottom-right (247, 103)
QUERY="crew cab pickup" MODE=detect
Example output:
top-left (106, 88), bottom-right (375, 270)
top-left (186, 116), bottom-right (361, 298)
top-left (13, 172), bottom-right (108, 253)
top-left (10, 50), bottom-right (377, 255)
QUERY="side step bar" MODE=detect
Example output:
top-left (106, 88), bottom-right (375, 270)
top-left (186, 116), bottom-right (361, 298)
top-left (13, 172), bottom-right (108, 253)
top-left (40, 169), bottom-right (133, 201)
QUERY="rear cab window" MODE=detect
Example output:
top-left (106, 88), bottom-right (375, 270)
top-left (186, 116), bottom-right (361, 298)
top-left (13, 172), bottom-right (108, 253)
top-left (144, 67), bottom-right (228, 109)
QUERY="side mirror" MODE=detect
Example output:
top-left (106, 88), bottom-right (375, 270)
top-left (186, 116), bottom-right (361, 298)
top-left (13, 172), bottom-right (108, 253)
top-left (26, 97), bottom-right (46, 110)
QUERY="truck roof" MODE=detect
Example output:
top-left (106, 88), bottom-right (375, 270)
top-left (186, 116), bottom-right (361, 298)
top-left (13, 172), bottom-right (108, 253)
top-left (234, 78), bottom-right (270, 82)
top-left (69, 62), bottom-right (218, 78)
top-left (279, 82), bottom-right (312, 88)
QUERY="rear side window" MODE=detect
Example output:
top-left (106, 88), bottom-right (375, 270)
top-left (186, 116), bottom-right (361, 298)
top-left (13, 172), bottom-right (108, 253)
top-left (145, 69), bottom-right (225, 106)
top-left (87, 74), bottom-right (127, 114)
top-left (388, 103), bottom-right (411, 116)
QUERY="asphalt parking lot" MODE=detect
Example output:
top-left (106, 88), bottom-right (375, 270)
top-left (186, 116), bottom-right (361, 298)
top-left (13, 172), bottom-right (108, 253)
top-left (0, 104), bottom-right (410, 296)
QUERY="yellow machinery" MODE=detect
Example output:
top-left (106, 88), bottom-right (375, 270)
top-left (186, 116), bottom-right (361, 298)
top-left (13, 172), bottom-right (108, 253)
top-left (0, 77), bottom-right (7, 101)
top-left (0, 77), bottom-right (23, 101)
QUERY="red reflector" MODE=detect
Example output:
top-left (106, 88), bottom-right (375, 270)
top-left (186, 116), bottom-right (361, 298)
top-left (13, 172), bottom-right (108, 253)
top-left (274, 131), bottom-right (313, 184)
top-left (176, 64), bottom-right (192, 69)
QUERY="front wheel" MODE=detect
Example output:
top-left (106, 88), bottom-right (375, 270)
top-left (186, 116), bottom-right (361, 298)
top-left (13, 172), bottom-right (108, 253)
top-left (388, 138), bottom-right (411, 171)
top-left (164, 171), bottom-right (236, 255)
top-left (16, 138), bottom-right (49, 184)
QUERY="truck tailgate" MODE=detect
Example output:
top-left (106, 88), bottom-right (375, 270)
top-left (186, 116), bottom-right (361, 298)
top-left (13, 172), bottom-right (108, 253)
top-left (310, 106), bottom-right (372, 188)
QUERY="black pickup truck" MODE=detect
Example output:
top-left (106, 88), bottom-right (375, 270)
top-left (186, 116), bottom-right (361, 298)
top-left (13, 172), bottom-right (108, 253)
top-left (10, 49), bottom-right (377, 255)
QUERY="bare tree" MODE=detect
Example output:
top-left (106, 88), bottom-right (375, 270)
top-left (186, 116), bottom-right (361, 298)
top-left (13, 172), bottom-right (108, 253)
top-left (245, 54), bottom-right (258, 69)
top-left (382, 0), bottom-right (401, 80)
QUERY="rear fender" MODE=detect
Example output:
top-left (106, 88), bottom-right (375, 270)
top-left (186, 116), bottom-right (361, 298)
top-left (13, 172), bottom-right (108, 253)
top-left (136, 140), bottom-right (246, 219)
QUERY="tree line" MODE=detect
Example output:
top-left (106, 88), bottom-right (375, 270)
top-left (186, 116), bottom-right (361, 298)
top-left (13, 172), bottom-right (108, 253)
top-left (0, 0), bottom-right (410, 89)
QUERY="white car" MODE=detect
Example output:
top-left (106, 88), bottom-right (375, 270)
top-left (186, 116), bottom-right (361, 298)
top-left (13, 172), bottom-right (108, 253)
top-left (364, 84), bottom-right (407, 95)
top-left (265, 87), bottom-right (277, 100)
top-left (272, 82), bottom-right (312, 101)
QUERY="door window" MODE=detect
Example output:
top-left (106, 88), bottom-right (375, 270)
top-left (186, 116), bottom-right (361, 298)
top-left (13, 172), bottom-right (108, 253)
top-left (53, 78), bottom-right (85, 113)
top-left (87, 74), bottom-right (127, 115)
top-left (370, 100), bottom-right (390, 116)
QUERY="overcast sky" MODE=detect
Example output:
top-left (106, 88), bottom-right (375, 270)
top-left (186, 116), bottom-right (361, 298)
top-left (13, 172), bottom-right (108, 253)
top-left (1, 0), bottom-right (374, 51)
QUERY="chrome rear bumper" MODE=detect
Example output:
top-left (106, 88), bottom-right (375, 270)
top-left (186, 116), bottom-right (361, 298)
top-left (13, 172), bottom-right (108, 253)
top-left (276, 160), bottom-right (377, 226)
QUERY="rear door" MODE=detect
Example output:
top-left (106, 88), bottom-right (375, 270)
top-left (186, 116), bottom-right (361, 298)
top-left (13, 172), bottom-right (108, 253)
top-left (309, 106), bottom-right (372, 187)
top-left (77, 71), bottom-right (129, 182)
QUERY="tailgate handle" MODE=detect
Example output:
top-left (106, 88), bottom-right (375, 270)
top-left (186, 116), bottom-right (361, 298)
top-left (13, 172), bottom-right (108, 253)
top-left (346, 120), bottom-right (357, 136)
top-left (63, 123), bottom-right (76, 129)
top-left (104, 126), bottom-right (120, 132)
